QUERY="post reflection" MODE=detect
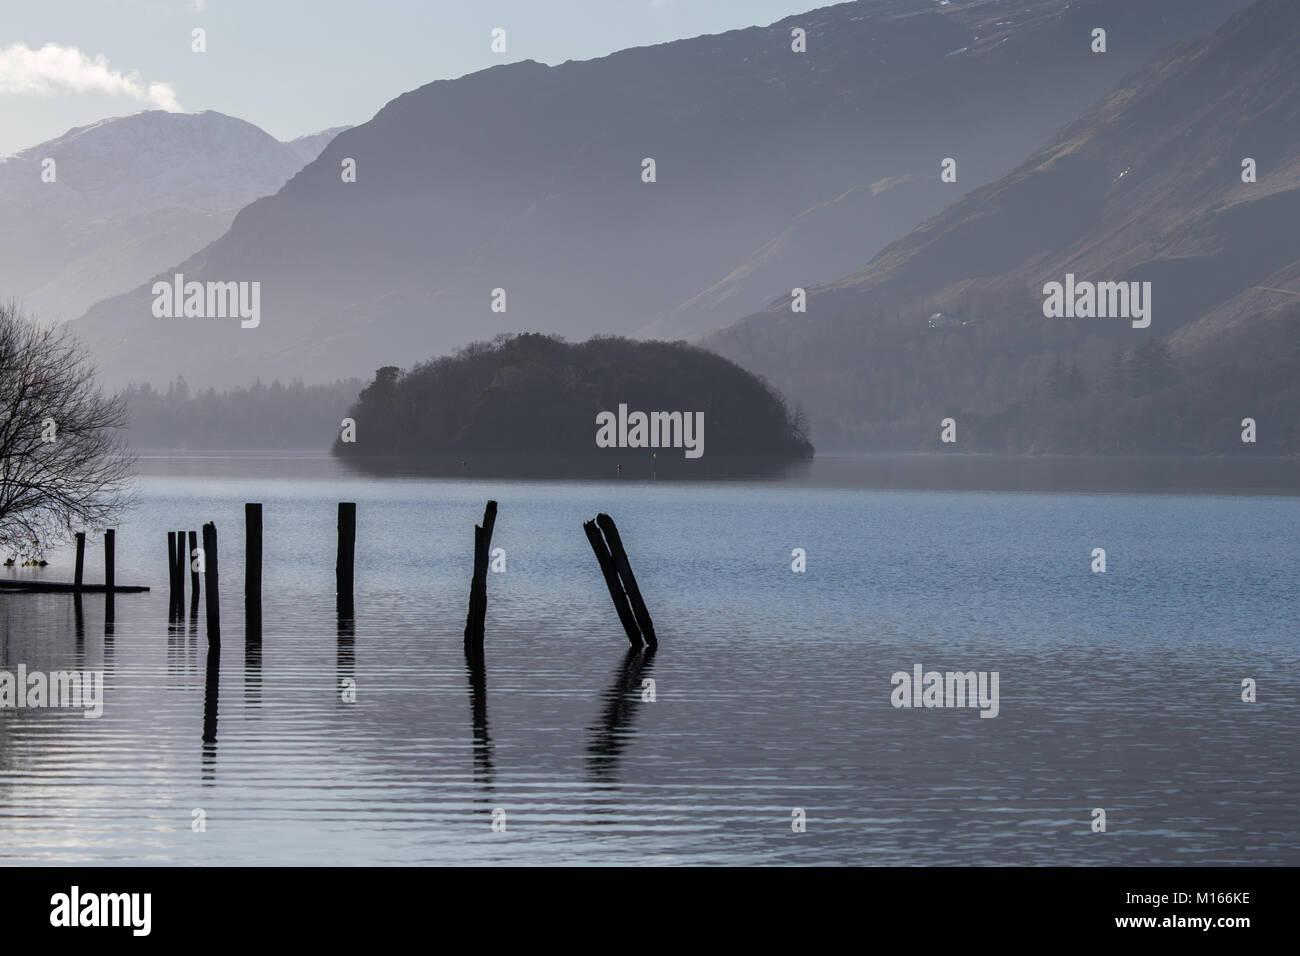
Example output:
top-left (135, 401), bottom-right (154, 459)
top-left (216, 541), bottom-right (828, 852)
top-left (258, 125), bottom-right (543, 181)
top-left (586, 647), bottom-right (656, 781)
top-left (201, 642), bottom-right (220, 781)
top-left (463, 645), bottom-right (494, 787)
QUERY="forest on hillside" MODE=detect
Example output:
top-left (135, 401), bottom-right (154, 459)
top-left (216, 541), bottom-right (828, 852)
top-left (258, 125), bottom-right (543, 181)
top-left (123, 377), bottom-right (362, 450)
top-left (748, 285), bottom-right (1300, 455)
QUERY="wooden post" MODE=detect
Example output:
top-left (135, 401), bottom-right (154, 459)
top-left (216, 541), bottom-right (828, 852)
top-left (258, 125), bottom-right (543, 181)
top-left (103, 528), bottom-right (115, 625)
top-left (176, 529), bottom-right (187, 610)
top-left (167, 531), bottom-right (179, 613)
top-left (595, 514), bottom-right (656, 649)
top-left (202, 522), bottom-right (220, 646)
top-left (583, 519), bottom-right (642, 647)
top-left (477, 500), bottom-right (497, 637)
top-left (336, 502), bottom-right (356, 612)
top-left (463, 500), bottom-right (497, 647)
top-left (188, 530), bottom-right (200, 617)
top-left (245, 503), bottom-right (262, 639)
top-left (465, 524), bottom-right (484, 642)
top-left (104, 529), bottom-right (115, 593)
top-left (73, 532), bottom-right (85, 592)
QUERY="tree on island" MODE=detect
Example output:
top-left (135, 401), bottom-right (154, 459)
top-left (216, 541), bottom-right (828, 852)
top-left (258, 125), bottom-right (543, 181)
top-left (334, 333), bottom-right (814, 466)
top-left (0, 302), bottom-right (132, 558)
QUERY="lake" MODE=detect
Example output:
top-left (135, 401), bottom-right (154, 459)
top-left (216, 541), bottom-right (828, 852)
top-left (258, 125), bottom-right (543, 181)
top-left (1, 454), bottom-right (1297, 865)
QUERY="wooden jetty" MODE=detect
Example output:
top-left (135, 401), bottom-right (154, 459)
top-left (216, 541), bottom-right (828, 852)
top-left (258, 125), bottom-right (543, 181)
top-left (0, 581), bottom-right (148, 593)
top-left (0, 530), bottom-right (149, 593)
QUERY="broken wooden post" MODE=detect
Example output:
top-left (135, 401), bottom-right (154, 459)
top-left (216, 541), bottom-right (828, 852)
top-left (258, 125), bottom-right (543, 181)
top-left (463, 500), bottom-right (498, 648)
top-left (595, 513), bottom-right (657, 649)
top-left (336, 502), bottom-right (356, 614)
top-left (583, 519), bottom-right (642, 648)
top-left (188, 530), bottom-right (200, 617)
top-left (73, 532), bottom-right (85, 592)
top-left (202, 522), bottom-right (220, 646)
top-left (245, 503), bottom-right (262, 640)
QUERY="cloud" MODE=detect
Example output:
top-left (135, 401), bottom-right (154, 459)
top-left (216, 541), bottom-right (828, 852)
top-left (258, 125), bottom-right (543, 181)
top-left (0, 43), bottom-right (182, 111)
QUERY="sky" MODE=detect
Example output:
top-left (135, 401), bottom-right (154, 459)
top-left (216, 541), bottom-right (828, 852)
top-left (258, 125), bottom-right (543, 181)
top-left (0, 0), bottom-right (806, 155)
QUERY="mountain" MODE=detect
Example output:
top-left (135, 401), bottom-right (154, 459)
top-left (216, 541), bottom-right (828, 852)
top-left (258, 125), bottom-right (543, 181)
top-left (706, 0), bottom-right (1300, 452)
top-left (0, 111), bottom-right (346, 323)
top-left (63, 0), bottom-right (1251, 390)
top-left (635, 177), bottom-right (933, 341)
top-left (284, 126), bottom-right (354, 165)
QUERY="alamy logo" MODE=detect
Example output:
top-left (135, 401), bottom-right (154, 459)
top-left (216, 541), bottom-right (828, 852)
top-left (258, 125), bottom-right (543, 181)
top-left (891, 664), bottom-right (1000, 718)
top-left (50, 886), bottom-right (150, 936)
top-left (0, 666), bottom-right (103, 717)
top-left (152, 273), bottom-right (260, 328)
top-left (596, 404), bottom-right (704, 458)
top-left (1042, 274), bottom-right (1151, 328)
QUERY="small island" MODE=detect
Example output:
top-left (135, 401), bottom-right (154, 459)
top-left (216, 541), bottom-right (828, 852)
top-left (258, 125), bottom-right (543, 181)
top-left (333, 334), bottom-right (813, 476)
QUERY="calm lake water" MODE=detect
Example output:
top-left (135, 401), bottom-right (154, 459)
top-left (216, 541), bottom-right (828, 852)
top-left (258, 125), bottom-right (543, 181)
top-left (1, 455), bottom-right (1297, 865)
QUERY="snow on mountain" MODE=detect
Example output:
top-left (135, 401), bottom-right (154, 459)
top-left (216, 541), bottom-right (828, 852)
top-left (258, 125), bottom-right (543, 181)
top-left (0, 110), bottom-right (345, 323)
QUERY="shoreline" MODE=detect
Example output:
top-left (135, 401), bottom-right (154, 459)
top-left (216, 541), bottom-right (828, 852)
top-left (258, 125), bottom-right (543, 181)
top-left (111, 450), bottom-right (1300, 496)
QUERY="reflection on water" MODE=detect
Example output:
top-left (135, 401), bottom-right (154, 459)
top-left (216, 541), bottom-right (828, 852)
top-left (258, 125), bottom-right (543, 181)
top-left (202, 642), bottom-right (220, 778)
top-left (336, 607), bottom-right (354, 695)
top-left (464, 648), bottom-right (494, 788)
top-left (336, 455), bottom-right (813, 482)
top-left (587, 648), bottom-right (656, 782)
top-left (0, 454), bottom-right (1296, 864)
top-left (245, 631), bottom-right (262, 711)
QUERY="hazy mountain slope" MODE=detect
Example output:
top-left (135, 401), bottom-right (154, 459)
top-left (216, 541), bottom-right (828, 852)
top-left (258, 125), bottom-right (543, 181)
top-left (284, 126), bottom-right (353, 165)
top-left (635, 177), bottom-right (936, 340)
top-left (64, 0), bottom-right (1250, 389)
top-left (707, 0), bottom-right (1300, 450)
top-left (0, 111), bottom-right (344, 323)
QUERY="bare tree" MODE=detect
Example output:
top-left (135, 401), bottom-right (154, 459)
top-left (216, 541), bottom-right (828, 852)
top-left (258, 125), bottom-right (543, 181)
top-left (0, 302), bottom-right (133, 557)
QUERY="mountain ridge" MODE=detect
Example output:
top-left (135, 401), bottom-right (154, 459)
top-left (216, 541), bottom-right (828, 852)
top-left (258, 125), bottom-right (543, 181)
top-left (62, 0), bottom-right (1252, 389)
top-left (705, 0), bottom-right (1300, 451)
top-left (0, 110), bottom-right (347, 323)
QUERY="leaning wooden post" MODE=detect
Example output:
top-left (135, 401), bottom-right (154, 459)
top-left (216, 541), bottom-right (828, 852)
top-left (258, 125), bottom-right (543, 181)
top-left (336, 502), bottom-right (356, 614)
top-left (596, 513), bottom-right (657, 649)
top-left (202, 522), bottom-right (220, 646)
top-left (73, 532), bottom-right (85, 592)
top-left (583, 519), bottom-right (642, 647)
top-left (463, 500), bottom-right (498, 647)
top-left (188, 530), bottom-right (200, 617)
top-left (167, 532), bottom-right (178, 614)
top-left (245, 503), bottom-right (262, 639)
